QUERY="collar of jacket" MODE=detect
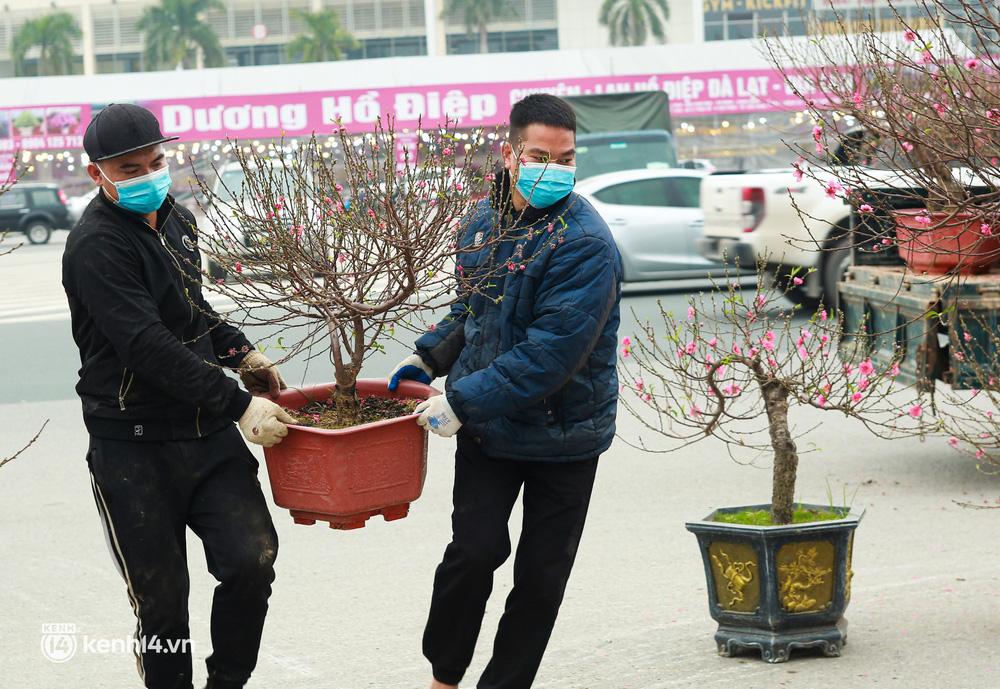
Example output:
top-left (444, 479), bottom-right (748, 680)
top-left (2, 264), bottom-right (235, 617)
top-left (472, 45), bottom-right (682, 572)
top-left (96, 187), bottom-right (176, 234)
top-left (489, 168), bottom-right (567, 226)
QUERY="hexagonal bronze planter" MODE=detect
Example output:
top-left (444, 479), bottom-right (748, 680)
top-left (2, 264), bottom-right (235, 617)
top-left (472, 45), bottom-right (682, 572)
top-left (685, 503), bottom-right (864, 663)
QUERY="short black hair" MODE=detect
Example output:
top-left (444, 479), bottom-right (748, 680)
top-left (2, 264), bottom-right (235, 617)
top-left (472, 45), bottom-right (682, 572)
top-left (509, 94), bottom-right (577, 145)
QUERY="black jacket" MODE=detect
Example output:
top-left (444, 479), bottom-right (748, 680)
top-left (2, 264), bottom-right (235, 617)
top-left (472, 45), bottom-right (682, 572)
top-left (63, 190), bottom-right (253, 441)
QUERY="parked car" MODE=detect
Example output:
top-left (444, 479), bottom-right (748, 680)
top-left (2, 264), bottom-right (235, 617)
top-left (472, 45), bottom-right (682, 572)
top-left (576, 169), bottom-right (723, 282)
top-left (0, 182), bottom-right (72, 244)
top-left (678, 158), bottom-right (718, 174)
top-left (66, 187), bottom-right (98, 223)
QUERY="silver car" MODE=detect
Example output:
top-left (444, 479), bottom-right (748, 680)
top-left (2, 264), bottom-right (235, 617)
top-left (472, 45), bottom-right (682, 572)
top-left (576, 168), bottom-right (722, 282)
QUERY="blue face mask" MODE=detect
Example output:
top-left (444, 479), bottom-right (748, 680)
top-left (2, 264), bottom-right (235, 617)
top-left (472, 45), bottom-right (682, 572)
top-left (515, 161), bottom-right (576, 208)
top-left (97, 163), bottom-right (172, 214)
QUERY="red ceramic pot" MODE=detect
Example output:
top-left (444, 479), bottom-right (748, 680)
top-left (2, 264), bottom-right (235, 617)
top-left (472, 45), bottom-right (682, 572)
top-left (262, 378), bottom-right (439, 529)
top-left (895, 210), bottom-right (1000, 275)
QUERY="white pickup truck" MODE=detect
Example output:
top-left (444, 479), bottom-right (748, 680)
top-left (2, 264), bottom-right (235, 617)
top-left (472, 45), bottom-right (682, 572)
top-left (695, 168), bottom-right (858, 307)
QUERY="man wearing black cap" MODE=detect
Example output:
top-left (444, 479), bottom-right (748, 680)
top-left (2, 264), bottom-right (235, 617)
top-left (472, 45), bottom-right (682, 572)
top-left (62, 103), bottom-right (292, 689)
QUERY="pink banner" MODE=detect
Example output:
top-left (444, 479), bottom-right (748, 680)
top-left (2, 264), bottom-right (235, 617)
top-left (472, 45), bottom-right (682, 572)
top-left (3, 70), bottom-right (816, 151)
top-left (0, 104), bottom-right (89, 153)
top-left (142, 71), bottom-right (813, 143)
top-left (1, 153), bottom-right (15, 184)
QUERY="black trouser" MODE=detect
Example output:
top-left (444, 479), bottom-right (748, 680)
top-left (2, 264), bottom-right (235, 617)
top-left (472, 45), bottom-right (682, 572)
top-left (423, 433), bottom-right (599, 689)
top-left (86, 425), bottom-right (278, 689)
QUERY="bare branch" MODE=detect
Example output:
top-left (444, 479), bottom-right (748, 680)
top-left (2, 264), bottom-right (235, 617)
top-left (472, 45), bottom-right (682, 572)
top-left (0, 420), bottom-right (48, 469)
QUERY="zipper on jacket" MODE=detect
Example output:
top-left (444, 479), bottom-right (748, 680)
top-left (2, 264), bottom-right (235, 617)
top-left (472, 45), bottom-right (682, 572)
top-left (118, 368), bottom-right (134, 411)
top-left (195, 407), bottom-right (202, 438)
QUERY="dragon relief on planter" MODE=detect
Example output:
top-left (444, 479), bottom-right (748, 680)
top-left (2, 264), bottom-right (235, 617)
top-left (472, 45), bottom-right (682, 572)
top-left (778, 545), bottom-right (834, 613)
top-left (712, 550), bottom-right (756, 607)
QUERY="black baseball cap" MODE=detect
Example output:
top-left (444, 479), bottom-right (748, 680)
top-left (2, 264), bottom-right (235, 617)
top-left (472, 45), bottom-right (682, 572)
top-left (84, 103), bottom-right (178, 162)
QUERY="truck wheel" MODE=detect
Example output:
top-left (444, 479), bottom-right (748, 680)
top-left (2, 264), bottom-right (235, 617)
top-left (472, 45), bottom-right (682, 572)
top-left (25, 221), bottom-right (52, 244)
top-left (823, 237), bottom-right (853, 312)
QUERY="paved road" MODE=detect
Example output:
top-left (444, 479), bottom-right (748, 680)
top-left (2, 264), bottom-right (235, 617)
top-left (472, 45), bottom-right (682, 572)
top-left (3, 395), bottom-right (1000, 688)
top-left (9, 229), bottom-right (996, 689)
top-left (0, 230), bottom-right (744, 404)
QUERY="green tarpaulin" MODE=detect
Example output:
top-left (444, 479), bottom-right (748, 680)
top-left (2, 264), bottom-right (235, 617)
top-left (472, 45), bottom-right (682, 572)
top-left (565, 92), bottom-right (672, 134)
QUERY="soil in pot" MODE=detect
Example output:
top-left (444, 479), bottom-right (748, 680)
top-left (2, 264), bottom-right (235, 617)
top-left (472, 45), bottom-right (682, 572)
top-left (716, 506), bottom-right (844, 526)
top-left (285, 394), bottom-right (424, 430)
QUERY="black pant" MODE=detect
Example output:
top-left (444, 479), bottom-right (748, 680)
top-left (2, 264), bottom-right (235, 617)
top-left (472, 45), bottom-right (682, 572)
top-left (86, 425), bottom-right (278, 689)
top-left (423, 433), bottom-right (599, 689)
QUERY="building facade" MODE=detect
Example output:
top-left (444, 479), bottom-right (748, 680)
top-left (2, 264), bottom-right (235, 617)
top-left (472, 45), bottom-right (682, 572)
top-left (0, 0), bottom-right (700, 78)
top-left (701, 0), bottom-right (992, 41)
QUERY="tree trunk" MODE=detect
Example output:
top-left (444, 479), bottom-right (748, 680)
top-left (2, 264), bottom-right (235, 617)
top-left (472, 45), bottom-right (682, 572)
top-left (761, 380), bottom-right (798, 525)
top-left (332, 372), bottom-right (361, 425)
top-left (479, 21), bottom-right (489, 53)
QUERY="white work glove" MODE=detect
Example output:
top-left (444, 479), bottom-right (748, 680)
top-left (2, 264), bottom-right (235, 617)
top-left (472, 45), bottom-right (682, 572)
top-left (239, 350), bottom-right (287, 398)
top-left (415, 395), bottom-right (462, 438)
top-left (388, 353), bottom-right (434, 391)
top-left (239, 397), bottom-right (296, 447)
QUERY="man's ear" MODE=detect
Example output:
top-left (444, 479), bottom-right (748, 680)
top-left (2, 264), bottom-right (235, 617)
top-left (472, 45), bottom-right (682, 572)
top-left (86, 163), bottom-right (104, 186)
top-left (501, 141), bottom-right (517, 172)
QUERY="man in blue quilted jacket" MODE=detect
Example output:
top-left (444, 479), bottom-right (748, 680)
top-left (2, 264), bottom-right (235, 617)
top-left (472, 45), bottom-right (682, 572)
top-left (388, 93), bottom-right (622, 689)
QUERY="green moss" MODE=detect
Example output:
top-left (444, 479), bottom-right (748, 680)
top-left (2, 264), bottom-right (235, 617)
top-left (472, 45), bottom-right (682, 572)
top-left (714, 506), bottom-right (844, 526)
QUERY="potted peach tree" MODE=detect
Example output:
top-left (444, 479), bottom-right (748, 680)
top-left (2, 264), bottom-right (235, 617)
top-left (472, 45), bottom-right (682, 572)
top-left (762, 5), bottom-right (1000, 275)
top-left (619, 269), bottom-right (932, 661)
top-left (184, 119), bottom-right (516, 529)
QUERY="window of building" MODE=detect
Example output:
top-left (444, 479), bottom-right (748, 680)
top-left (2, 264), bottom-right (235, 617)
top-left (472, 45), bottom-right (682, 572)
top-left (391, 36), bottom-right (428, 57)
top-left (95, 53), bottom-right (144, 74)
top-left (225, 44), bottom-right (285, 68)
top-left (727, 13), bottom-right (754, 40)
top-left (447, 29), bottom-right (557, 55)
top-left (345, 36), bottom-right (428, 60)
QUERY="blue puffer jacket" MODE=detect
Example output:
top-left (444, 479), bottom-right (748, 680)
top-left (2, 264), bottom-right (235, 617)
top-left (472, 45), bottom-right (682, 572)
top-left (414, 174), bottom-right (622, 461)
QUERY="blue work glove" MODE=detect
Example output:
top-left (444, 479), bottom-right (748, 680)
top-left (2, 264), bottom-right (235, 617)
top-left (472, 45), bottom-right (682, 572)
top-left (388, 354), bottom-right (433, 391)
top-left (415, 395), bottom-right (462, 438)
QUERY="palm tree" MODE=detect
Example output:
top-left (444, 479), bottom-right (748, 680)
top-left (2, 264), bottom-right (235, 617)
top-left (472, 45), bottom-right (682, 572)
top-left (285, 9), bottom-right (359, 63)
top-left (599, 0), bottom-right (670, 47)
top-left (138, 0), bottom-right (225, 71)
top-left (443, 0), bottom-right (517, 54)
top-left (11, 12), bottom-right (81, 77)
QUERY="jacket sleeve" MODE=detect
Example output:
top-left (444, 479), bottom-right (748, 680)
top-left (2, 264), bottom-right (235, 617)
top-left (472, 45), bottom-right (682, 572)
top-left (192, 291), bottom-right (255, 370)
top-left (447, 233), bottom-right (619, 424)
top-left (412, 216), bottom-right (484, 376)
top-left (67, 230), bottom-right (251, 420)
top-left (176, 202), bottom-right (255, 370)
top-left (413, 299), bottom-right (468, 377)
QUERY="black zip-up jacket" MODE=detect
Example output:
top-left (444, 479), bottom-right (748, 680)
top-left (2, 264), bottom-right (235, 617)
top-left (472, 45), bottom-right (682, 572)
top-left (62, 190), bottom-right (253, 441)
